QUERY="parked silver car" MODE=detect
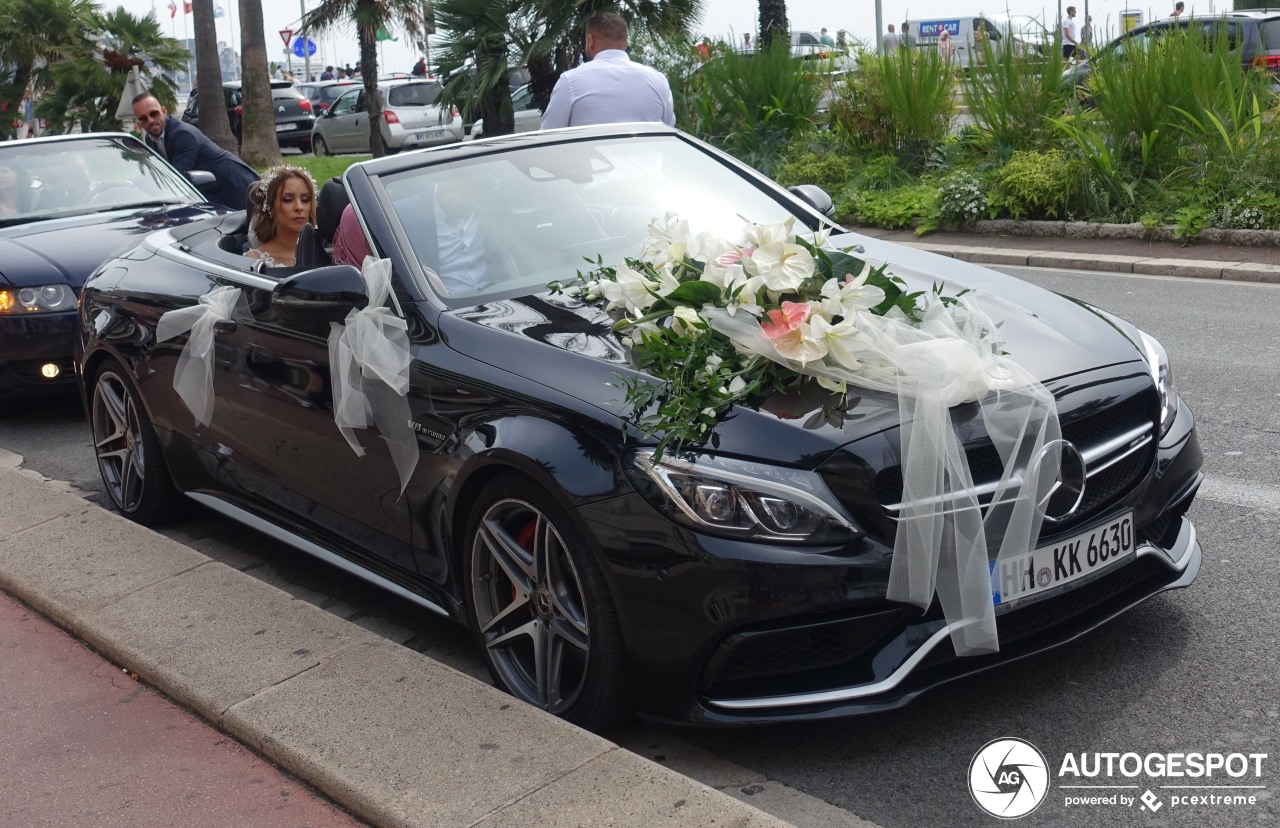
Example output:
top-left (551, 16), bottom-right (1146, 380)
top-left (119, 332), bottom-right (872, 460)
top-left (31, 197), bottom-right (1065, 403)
top-left (471, 83), bottom-right (540, 140)
top-left (311, 80), bottom-right (463, 155)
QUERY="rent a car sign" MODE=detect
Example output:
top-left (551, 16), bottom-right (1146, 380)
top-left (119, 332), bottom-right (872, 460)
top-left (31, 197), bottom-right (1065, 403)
top-left (919, 19), bottom-right (960, 39)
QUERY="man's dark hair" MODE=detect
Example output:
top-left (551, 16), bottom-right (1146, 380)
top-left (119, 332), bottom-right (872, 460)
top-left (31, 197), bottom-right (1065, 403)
top-left (1174, 1), bottom-right (1185, 9)
top-left (586, 11), bottom-right (628, 42)
top-left (131, 91), bottom-right (159, 105)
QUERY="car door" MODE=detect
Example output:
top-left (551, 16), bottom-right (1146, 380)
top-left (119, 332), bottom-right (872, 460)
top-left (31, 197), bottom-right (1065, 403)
top-left (324, 88), bottom-right (365, 152)
top-left (204, 265), bottom-right (419, 575)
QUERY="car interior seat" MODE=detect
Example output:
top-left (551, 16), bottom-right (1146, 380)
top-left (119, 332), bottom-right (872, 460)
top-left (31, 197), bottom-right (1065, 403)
top-left (316, 178), bottom-right (351, 247)
top-left (293, 223), bottom-right (331, 269)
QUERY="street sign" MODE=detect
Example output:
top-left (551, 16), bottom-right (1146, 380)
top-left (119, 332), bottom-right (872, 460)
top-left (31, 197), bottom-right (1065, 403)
top-left (278, 28), bottom-right (293, 47)
top-left (292, 37), bottom-right (318, 58)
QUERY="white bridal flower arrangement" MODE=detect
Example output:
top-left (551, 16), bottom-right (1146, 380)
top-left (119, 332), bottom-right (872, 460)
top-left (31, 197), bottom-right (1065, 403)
top-left (554, 212), bottom-right (1065, 657)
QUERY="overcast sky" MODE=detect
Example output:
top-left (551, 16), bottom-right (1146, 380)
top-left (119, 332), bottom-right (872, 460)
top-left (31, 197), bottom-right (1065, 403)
top-left (115, 0), bottom-right (1223, 78)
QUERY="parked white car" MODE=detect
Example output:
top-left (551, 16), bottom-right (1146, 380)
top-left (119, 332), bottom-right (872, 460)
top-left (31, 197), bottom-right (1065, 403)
top-left (311, 79), bottom-right (463, 155)
top-left (471, 84), bottom-right (540, 140)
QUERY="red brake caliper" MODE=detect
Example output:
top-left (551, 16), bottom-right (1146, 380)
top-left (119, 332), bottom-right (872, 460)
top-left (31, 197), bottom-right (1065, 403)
top-left (513, 517), bottom-right (536, 602)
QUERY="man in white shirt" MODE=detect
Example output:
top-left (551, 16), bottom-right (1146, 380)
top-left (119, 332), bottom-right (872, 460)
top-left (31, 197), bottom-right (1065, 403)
top-left (881, 24), bottom-right (902, 53)
top-left (540, 12), bottom-right (676, 130)
top-left (1062, 6), bottom-right (1081, 62)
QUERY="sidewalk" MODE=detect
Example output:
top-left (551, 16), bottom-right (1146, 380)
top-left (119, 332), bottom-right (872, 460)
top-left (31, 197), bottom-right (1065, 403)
top-left (0, 591), bottom-right (367, 828)
top-left (0, 461), bottom-right (792, 828)
top-left (858, 226), bottom-right (1280, 282)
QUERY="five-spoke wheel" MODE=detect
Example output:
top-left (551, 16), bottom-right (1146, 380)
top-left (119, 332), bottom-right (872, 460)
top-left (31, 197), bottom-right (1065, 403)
top-left (466, 477), bottom-right (626, 730)
top-left (91, 361), bottom-right (180, 525)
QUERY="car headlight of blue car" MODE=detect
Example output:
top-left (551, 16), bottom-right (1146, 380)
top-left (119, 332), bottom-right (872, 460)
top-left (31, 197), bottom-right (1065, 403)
top-left (0, 284), bottom-right (78, 314)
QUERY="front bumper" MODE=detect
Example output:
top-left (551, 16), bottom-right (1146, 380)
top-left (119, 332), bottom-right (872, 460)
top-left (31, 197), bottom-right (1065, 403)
top-left (0, 310), bottom-right (79, 397)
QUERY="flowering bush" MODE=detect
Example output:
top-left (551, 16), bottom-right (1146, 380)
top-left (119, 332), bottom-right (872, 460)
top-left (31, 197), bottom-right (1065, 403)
top-left (935, 171), bottom-right (988, 227)
top-left (1215, 193), bottom-right (1280, 231)
top-left (553, 214), bottom-right (949, 457)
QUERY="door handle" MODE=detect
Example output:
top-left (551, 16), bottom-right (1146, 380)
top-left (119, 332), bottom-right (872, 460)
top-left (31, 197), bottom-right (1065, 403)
top-left (214, 319), bottom-right (237, 334)
top-left (249, 344), bottom-right (273, 364)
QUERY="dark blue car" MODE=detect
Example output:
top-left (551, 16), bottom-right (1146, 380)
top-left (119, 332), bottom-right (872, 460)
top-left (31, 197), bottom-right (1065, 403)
top-left (0, 133), bottom-right (222, 414)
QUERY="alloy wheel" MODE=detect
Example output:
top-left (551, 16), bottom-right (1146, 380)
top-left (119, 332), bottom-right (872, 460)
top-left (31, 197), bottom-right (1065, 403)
top-left (92, 370), bottom-right (148, 514)
top-left (470, 497), bottom-right (590, 715)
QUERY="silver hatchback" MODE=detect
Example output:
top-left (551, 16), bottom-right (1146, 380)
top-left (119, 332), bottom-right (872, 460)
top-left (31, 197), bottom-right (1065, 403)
top-left (311, 80), bottom-right (463, 155)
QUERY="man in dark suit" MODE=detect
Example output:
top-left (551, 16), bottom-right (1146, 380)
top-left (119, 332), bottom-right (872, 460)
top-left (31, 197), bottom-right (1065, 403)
top-left (130, 92), bottom-right (258, 211)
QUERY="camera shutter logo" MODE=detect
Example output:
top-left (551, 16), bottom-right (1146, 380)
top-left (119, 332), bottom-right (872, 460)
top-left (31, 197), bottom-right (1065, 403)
top-left (969, 737), bottom-right (1051, 819)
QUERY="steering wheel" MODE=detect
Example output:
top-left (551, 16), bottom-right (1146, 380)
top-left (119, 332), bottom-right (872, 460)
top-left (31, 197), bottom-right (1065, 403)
top-left (87, 182), bottom-right (142, 205)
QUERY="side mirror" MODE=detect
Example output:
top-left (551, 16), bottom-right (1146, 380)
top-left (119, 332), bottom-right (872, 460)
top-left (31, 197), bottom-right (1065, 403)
top-left (271, 265), bottom-right (368, 322)
top-left (788, 184), bottom-right (835, 219)
top-left (187, 170), bottom-right (216, 189)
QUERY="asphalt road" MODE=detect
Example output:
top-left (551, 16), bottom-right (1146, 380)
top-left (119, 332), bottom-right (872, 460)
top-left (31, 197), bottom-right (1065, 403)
top-left (2, 264), bottom-right (1276, 828)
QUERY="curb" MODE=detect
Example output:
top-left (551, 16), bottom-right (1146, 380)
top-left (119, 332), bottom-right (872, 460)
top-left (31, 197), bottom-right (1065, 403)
top-left (902, 241), bottom-right (1280, 283)
top-left (0, 462), bottom-right (794, 828)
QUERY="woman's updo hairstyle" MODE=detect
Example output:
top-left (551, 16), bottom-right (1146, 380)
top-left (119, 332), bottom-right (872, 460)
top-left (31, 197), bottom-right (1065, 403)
top-left (246, 164), bottom-right (318, 245)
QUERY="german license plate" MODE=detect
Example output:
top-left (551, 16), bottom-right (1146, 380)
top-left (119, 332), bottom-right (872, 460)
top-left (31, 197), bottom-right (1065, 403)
top-left (275, 123), bottom-right (296, 132)
top-left (992, 512), bottom-right (1134, 607)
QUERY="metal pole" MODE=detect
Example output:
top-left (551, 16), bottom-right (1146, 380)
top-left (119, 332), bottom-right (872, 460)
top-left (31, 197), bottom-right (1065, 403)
top-left (875, 0), bottom-right (883, 53)
top-left (300, 0), bottom-right (311, 81)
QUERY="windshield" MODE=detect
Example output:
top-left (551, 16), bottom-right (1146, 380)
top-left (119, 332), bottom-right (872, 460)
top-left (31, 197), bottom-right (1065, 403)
top-left (0, 136), bottom-right (200, 224)
top-left (378, 135), bottom-right (809, 302)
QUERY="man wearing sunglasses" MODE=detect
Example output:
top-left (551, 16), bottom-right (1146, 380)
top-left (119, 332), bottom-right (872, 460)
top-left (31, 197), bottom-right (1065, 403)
top-left (131, 92), bottom-right (258, 212)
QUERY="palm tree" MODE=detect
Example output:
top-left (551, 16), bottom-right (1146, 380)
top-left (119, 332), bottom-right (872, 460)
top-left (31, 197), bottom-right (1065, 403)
top-left (0, 0), bottom-right (96, 137)
top-left (238, 0), bottom-right (280, 167)
top-left (303, 0), bottom-right (433, 157)
top-left (434, 0), bottom-right (514, 137)
top-left (192, 0), bottom-right (237, 151)
top-left (37, 7), bottom-right (187, 134)
top-left (757, 0), bottom-right (787, 50)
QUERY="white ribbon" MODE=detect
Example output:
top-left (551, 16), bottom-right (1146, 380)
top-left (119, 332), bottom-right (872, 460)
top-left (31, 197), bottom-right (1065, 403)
top-left (327, 257), bottom-right (419, 495)
top-left (706, 294), bottom-right (1060, 656)
top-left (156, 285), bottom-right (246, 427)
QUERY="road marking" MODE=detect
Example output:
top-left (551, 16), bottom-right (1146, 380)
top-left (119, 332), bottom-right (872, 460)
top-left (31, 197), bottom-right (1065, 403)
top-left (1197, 475), bottom-right (1280, 513)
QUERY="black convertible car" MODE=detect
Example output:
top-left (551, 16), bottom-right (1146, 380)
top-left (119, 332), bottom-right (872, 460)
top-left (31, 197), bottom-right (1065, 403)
top-left (0, 134), bottom-right (220, 413)
top-left (76, 125), bottom-right (1203, 728)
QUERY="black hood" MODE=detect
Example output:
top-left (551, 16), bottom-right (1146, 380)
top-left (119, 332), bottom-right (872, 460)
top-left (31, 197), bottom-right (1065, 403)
top-left (0, 204), bottom-right (216, 290)
top-left (440, 241), bottom-right (1147, 465)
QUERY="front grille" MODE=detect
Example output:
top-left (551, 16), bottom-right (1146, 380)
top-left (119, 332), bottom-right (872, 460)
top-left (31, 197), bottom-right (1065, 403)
top-left (874, 393), bottom-right (1154, 530)
top-left (705, 608), bottom-right (908, 690)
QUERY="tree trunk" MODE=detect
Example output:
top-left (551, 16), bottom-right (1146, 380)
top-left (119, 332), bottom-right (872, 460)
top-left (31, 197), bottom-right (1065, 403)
top-left (237, 0), bottom-right (281, 168)
top-left (357, 0), bottom-right (385, 157)
top-left (192, 0), bottom-right (237, 152)
top-left (477, 38), bottom-right (512, 136)
top-left (757, 0), bottom-right (788, 50)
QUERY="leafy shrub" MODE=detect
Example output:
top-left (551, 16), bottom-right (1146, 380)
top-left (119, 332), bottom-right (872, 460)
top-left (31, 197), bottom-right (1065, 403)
top-left (991, 150), bottom-right (1072, 219)
top-left (962, 24), bottom-right (1070, 155)
top-left (773, 130), bottom-right (856, 189)
top-left (850, 185), bottom-right (935, 229)
top-left (850, 155), bottom-right (913, 192)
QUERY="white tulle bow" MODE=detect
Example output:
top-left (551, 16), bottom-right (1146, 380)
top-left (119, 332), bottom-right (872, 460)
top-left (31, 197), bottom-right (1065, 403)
top-left (707, 294), bottom-right (1060, 656)
top-left (327, 257), bottom-right (419, 495)
top-left (156, 285), bottom-right (246, 427)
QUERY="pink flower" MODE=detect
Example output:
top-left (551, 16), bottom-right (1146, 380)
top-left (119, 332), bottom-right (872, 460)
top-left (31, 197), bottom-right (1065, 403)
top-left (716, 249), bottom-right (750, 267)
top-left (760, 301), bottom-right (811, 341)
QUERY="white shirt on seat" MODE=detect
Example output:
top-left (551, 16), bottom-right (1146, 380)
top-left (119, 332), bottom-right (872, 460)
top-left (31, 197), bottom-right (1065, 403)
top-left (540, 50), bottom-right (676, 129)
top-left (434, 199), bottom-right (488, 296)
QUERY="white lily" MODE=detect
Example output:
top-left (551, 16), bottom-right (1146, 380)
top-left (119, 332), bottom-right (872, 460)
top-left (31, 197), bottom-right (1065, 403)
top-left (819, 274), bottom-right (886, 318)
top-left (751, 242), bottom-right (816, 293)
top-left (743, 216), bottom-right (795, 248)
top-left (671, 305), bottom-right (703, 335)
top-left (600, 262), bottom-right (659, 314)
top-left (770, 319), bottom-right (830, 365)
top-left (808, 314), bottom-right (872, 371)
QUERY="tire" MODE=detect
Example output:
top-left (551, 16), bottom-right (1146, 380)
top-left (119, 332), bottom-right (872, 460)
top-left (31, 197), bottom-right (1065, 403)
top-left (312, 135), bottom-right (330, 156)
top-left (90, 359), bottom-right (182, 526)
top-left (464, 475), bottom-right (629, 731)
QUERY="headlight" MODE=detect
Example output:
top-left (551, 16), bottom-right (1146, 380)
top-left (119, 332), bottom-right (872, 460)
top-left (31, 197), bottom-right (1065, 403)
top-left (624, 450), bottom-right (862, 545)
top-left (0, 284), bottom-right (78, 314)
top-left (1137, 330), bottom-right (1177, 437)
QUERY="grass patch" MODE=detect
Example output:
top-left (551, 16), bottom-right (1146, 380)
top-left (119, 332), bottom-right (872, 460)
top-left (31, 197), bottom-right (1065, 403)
top-left (259, 155), bottom-right (371, 184)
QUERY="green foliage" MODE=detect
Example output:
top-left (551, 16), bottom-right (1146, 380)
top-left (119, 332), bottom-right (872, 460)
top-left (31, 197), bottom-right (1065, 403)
top-left (1216, 192), bottom-right (1280, 230)
top-left (990, 150), bottom-right (1072, 220)
top-left (772, 130), bottom-right (855, 189)
top-left (827, 42), bottom-right (954, 171)
top-left (1171, 203), bottom-right (1212, 242)
top-left (680, 43), bottom-right (823, 176)
top-left (850, 155), bottom-right (913, 192)
top-left (962, 23), bottom-right (1069, 154)
top-left (850, 185), bottom-right (935, 230)
top-left (284, 155), bottom-right (369, 184)
top-left (34, 6), bottom-right (186, 135)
